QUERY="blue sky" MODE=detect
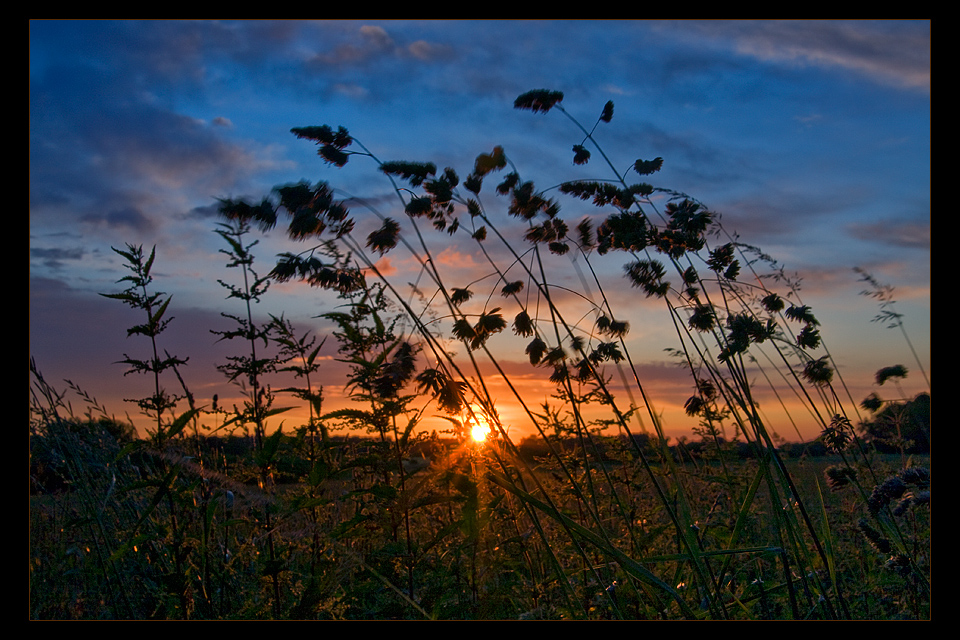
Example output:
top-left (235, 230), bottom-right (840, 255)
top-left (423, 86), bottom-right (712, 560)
top-left (29, 20), bottom-right (930, 442)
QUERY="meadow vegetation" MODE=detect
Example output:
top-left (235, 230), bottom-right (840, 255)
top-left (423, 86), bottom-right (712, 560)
top-left (29, 90), bottom-right (930, 620)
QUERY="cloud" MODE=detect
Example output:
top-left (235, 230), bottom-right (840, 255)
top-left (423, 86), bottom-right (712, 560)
top-left (80, 206), bottom-right (157, 233)
top-left (847, 220), bottom-right (930, 249)
top-left (30, 247), bottom-right (87, 270)
top-left (668, 20), bottom-right (930, 92)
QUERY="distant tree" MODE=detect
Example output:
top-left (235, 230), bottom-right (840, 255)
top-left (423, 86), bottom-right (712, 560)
top-left (860, 392), bottom-right (930, 454)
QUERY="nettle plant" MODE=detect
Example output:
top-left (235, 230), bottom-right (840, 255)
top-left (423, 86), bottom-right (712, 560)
top-left (209, 89), bottom-right (924, 618)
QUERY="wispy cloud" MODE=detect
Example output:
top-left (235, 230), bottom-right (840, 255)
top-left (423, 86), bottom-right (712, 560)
top-left (666, 20), bottom-right (930, 92)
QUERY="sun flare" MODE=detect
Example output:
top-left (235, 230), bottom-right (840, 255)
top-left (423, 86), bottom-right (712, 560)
top-left (466, 405), bottom-right (492, 443)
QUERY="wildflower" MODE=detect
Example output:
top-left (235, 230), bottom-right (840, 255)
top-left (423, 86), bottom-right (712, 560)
top-left (633, 157), bottom-right (663, 176)
top-left (785, 305), bottom-right (819, 325)
top-left (797, 324), bottom-right (822, 350)
top-left (707, 243), bottom-right (736, 273)
top-left (876, 364), bottom-right (908, 385)
top-left (473, 146), bottom-right (507, 176)
top-left (500, 281), bottom-right (524, 297)
top-left (761, 293), bottom-right (785, 313)
top-left (513, 310), bottom-right (534, 337)
top-left (824, 464), bottom-right (858, 490)
top-left (576, 218), bottom-right (595, 250)
top-left (319, 144), bottom-right (349, 167)
top-left (405, 196), bottom-right (433, 218)
top-left (868, 476), bottom-right (907, 516)
top-left (365, 218), bottom-right (400, 255)
top-left (463, 174), bottom-right (483, 194)
top-left (857, 518), bottom-right (892, 554)
top-left (800, 357), bottom-right (833, 386)
top-left (820, 414), bottom-right (853, 452)
top-left (379, 160), bottom-right (437, 187)
top-left (450, 288), bottom-right (473, 306)
top-left (572, 144), bottom-right (591, 165)
top-left (688, 304), bottom-right (716, 332)
top-left (684, 395), bottom-right (706, 417)
top-left (600, 101), bottom-right (614, 123)
top-left (514, 89), bottom-right (564, 113)
top-left (860, 393), bottom-right (883, 412)
top-left (624, 259), bottom-right (669, 298)
top-left (526, 337), bottom-right (547, 365)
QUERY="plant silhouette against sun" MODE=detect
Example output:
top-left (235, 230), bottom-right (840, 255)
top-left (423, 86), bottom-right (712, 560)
top-left (210, 87), bottom-right (906, 619)
top-left (50, 89), bottom-right (926, 620)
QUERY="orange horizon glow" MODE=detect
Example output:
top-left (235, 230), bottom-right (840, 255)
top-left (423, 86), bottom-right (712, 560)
top-left (466, 404), bottom-right (493, 443)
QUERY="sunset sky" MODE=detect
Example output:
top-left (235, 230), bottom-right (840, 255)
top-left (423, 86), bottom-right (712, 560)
top-left (29, 20), bottom-right (931, 443)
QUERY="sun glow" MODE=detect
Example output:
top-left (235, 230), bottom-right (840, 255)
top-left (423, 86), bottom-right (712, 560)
top-left (466, 405), bottom-right (492, 443)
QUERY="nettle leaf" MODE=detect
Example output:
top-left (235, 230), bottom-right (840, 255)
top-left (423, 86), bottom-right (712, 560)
top-left (525, 337), bottom-right (547, 365)
top-left (380, 160), bottom-right (437, 187)
top-left (319, 145), bottom-right (349, 166)
top-left (797, 324), bottom-right (822, 350)
top-left (624, 259), bottom-right (669, 298)
top-left (514, 89), bottom-right (564, 113)
top-left (761, 293), bottom-right (785, 313)
top-left (513, 310), bottom-right (534, 337)
top-left (633, 157), bottom-right (664, 176)
top-left (450, 287), bottom-right (473, 306)
top-left (474, 145), bottom-right (507, 176)
top-left (469, 309), bottom-right (507, 350)
top-left (366, 218), bottom-right (400, 255)
top-left (500, 280), bottom-right (524, 297)
top-left (452, 318), bottom-right (477, 343)
top-left (290, 125), bottom-right (352, 148)
top-left (600, 100), bottom-right (614, 123)
top-left (786, 305), bottom-right (819, 326)
top-left (572, 144), bottom-right (591, 165)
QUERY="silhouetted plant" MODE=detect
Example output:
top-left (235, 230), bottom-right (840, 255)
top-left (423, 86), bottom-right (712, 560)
top-left (98, 246), bottom-right (209, 617)
top-left (100, 244), bottom-right (193, 446)
top-left (31, 89), bottom-right (930, 620)
top-left (209, 214), bottom-right (290, 617)
top-left (855, 267), bottom-right (930, 389)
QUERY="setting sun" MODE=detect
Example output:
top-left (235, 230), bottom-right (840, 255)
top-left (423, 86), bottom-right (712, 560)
top-left (466, 405), bottom-right (492, 443)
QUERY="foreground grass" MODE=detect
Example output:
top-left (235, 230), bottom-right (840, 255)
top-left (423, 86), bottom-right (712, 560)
top-left (29, 414), bottom-right (929, 620)
top-left (30, 89), bottom-right (930, 620)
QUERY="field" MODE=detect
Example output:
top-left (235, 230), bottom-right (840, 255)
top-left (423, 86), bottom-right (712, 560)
top-left (29, 89), bottom-right (930, 620)
top-left (29, 405), bottom-right (930, 620)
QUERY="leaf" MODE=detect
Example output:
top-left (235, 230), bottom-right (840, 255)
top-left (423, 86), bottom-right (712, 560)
top-left (572, 144), bottom-right (591, 165)
top-left (600, 100), bottom-right (614, 123)
top-left (366, 218), bottom-right (400, 255)
top-left (380, 160), bottom-right (437, 187)
top-left (256, 424), bottom-right (284, 468)
top-left (526, 337), bottom-right (547, 365)
top-left (451, 318), bottom-right (477, 343)
top-left (450, 287), bottom-right (473, 306)
top-left (633, 157), bottom-right (664, 175)
top-left (513, 310), bottom-right (534, 337)
top-left (165, 407), bottom-right (201, 440)
top-left (485, 470), bottom-right (696, 618)
top-left (514, 89), bottom-right (564, 113)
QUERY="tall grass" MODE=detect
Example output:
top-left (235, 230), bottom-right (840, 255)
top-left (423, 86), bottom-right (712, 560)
top-left (29, 90), bottom-right (929, 619)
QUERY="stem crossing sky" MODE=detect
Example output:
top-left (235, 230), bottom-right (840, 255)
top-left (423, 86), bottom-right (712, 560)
top-left (29, 20), bottom-right (930, 442)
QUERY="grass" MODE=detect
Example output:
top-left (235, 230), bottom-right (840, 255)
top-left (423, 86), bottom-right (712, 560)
top-left (29, 89), bottom-right (930, 620)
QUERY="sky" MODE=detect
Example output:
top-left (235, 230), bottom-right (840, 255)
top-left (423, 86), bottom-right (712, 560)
top-left (29, 19), bottom-right (931, 444)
